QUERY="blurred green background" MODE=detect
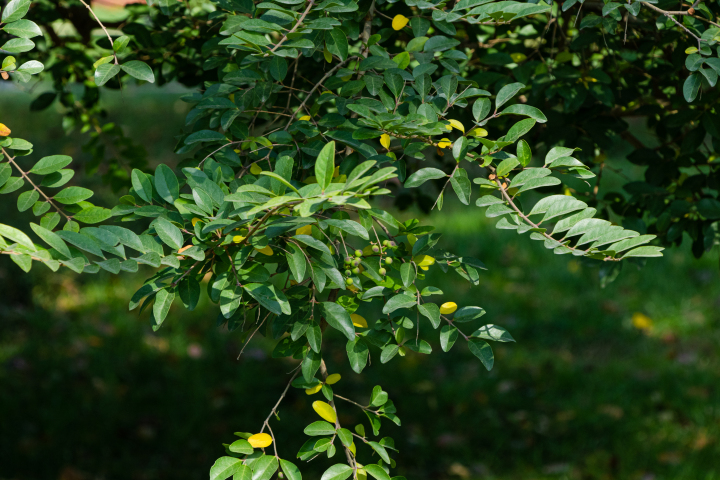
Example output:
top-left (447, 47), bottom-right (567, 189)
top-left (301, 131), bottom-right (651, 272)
top-left (1, 85), bottom-right (720, 480)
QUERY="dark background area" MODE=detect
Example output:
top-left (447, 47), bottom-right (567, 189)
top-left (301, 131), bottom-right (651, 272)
top-left (1, 84), bottom-right (720, 480)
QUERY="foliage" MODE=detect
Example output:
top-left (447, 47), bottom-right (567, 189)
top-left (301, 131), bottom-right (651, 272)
top-left (3, 0), bottom-right (708, 478)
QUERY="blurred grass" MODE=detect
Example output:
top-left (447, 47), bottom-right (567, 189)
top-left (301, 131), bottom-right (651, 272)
top-left (1, 88), bottom-right (720, 480)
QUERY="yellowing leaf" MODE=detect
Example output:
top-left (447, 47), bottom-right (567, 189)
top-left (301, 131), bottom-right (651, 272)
top-left (440, 302), bottom-right (457, 315)
top-left (250, 163), bottom-right (263, 175)
top-left (255, 245), bottom-right (273, 256)
top-left (447, 119), bottom-right (465, 133)
top-left (323, 47), bottom-right (332, 63)
top-left (0, 123), bottom-right (10, 137)
top-left (178, 245), bottom-right (193, 254)
top-left (632, 312), bottom-right (652, 330)
top-left (303, 175), bottom-right (318, 184)
top-left (248, 433), bottom-right (273, 448)
top-left (350, 442), bottom-right (356, 456)
top-left (305, 384), bottom-right (322, 395)
top-left (351, 314), bottom-right (368, 328)
top-left (685, 46), bottom-right (699, 54)
top-left (299, 115), bottom-right (311, 121)
top-left (296, 224), bottom-right (313, 236)
top-left (191, 217), bottom-right (202, 226)
top-left (333, 165), bottom-right (340, 178)
top-left (469, 128), bottom-right (488, 137)
top-left (380, 134), bottom-right (391, 150)
top-left (437, 138), bottom-right (452, 149)
top-left (510, 52), bottom-right (527, 63)
top-left (392, 14), bottom-right (409, 31)
top-left (407, 233), bottom-right (417, 245)
top-left (312, 401), bottom-right (337, 423)
top-left (233, 235), bottom-right (246, 243)
top-left (414, 255), bottom-right (436, 271)
top-left (326, 373), bottom-right (341, 385)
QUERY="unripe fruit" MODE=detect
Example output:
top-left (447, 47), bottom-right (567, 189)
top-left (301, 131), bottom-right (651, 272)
top-left (352, 267), bottom-right (360, 274)
top-left (372, 245), bottom-right (380, 253)
top-left (345, 278), bottom-right (354, 285)
top-left (354, 249), bottom-right (363, 257)
top-left (352, 259), bottom-right (361, 267)
top-left (345, 269), bottom-right (352, 276)
top-left (385, 257), bottom-right (393, 265)
top-left (344, 256), bottom-right (352, 264)
top-left (382, 240), bottom-right (390, 246)
top-left (379, 267), bottom-right (387, 276)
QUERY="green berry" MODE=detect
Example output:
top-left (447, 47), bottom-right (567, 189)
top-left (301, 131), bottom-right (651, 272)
top-left (344, 256), bottom-right (352, 264)
top-left (345, 278), bottom-right (354, 285)
top-left (352, 267), bottom-right (360, 274)
top-left (379, 268), bottom-right (387, 276)
top-left (372, 245), bottom-right (380, 253)
top-left (353, 259), bottom-right (361, 267)
top-left (354, 249), bottom-right (363, 257)
top-left (345, 269), bottom-right (352, 276)
top-left (385, 257), bottom-right (393, 265)
top-left (382, 240), bottom-right (390, 246)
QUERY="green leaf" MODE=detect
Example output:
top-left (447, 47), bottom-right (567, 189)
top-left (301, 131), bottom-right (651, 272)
top-left (495, 82), bottom-right (524, 109)
top-left (234, 464), bottom-right (252, 480)
top-left (210, 457), bottom-right (243, 480)
top-left (516, 140), bottom-right (532, 167)
top-left (382, 294), bottom-right (416, 314)
top-left (220, 284), bottom-right (243, 319)
top-left (325, 28), bottom-right (348, 61)
top-left (439, 325), bottom-right (458, 352)
top-left (121, 60), bottom-right (155, 83)
top-left (452, 136), bottom-right (468, 161)
top-left (450, 168), bottom-right (471, 205)
top-left (504, 118), bottom-right (536, 143)
top-left (55, 231), bottom-right (104, 257)
top-left (153, 288), bottom-right (175, 326)
top-left (2, 0), bottom-right (31, 23)
top-left (622, 246), bottom-right (664, 258)
top-left (268, 56), bottom-right (288, 82)
top-left (418, 303), bottom-right (441, 329)
top-left (3, 19), bottom-right (42, 38)
top-left (185, 130), bottom-right (226, 144)
top-left (286, 242), bottom-right (307, 282)
top-left (293, 234), bottom-right (331, 255)
top-left (406, 36), bottom-right (428, 52)
top-left (302, 348), bottom-right (321, 382)
top-left (251, 455), bottom-right (278, 480)
top-left (131, 169), bottom-right (154, 203)
top-left (320, 464), bottom-right (353, 480)
top-left (30, 155), bottom-right (72, 175)
top-left (323, 219), bottom-right (369, 240)
top-left (404, 167), bottom-right (446, 188)
top-left (280, 460), bottom-right (302, 480)
top-left (17, 189), bottom-right (38, 212)
top-left (684, 73), bottom-right (702, 102)
top-left (322, 302), bottom-right (356, 341)
top-left (500, 104), bottom-right (547, 123)
top-left (243, 283), bottom-right (292, 315)
top-left (346, 337), bottom-right (369, 373)
top-left (154, 217), bottom-right (184, 250)
top-left (364, 464), bottom-right (391, 480)
top-left (368, 442), bottom-right (391, 463)
top-left (468, 338), bottom-right (494, 370)
top-left (423, 35), bottom-right (460, 52)
top-left (316, 141), bottom-right (336, 191)
top-left (95, 63), bottom-right (121, 87)
top-left (472, 324), bottom-right (515, 342)
top-left (400, 262), bottom-right (415, 288)
top-left (0, 223), bottom-right (36, 251)
top-left (53, 186), bottom-right (93, 205)
top-left (154, 164), bottom-right (179, 203)
top-left (30, 223), bottom-right (71, 258)
top-left (496, 158), bottom-right (520, 177)
top-left (11, 253), bottom-right (32, 272)
top-left (178, 277), bottom-right (201, 311)
top-left (304, 421), bottom-right (336, 436)
top-left (1, 37), bottom-right (34, 53)
top-left (229, 440), bottom-right (253, 455)
top-left (74, 207), bottom-right (112, 224)
top-left (16, 60), bottom-right (43, 75)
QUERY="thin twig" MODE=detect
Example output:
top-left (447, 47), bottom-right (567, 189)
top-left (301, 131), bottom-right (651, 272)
top-left (78, 0), bottom-right (119, 64)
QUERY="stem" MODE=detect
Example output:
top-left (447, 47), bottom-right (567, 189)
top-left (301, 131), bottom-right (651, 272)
top-left (78, 0), bottom-right (119, 64)
top-left (267, 0), bottom-right (316, 55)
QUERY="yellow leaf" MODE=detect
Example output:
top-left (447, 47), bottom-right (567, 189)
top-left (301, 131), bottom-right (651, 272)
top-left (324, 47), bottom-right (332, 63)
top-left (326, 373), bottom-right (341, 385)
top-left (685, 46), bottom-right (698, 54)
top-left (250, 163), bottom-right (263, 175)
top-left (296, 224), bottom-right (313, 236)
top-left (445, 124), bottom-right (452, 131)
top-left (328, 243), bottom-right (335, 255)
top-left (255, 245), bottom-right (273, 256)
top-left (380, 134), bottom-right (391, 150)
top-left (437, 138), bottom-right (452, 149)
top-left (392, 14), bottom-right (409, 31)
top-left (510, 52), bottom-right (527, 63)
top-left (440, 302), bottom-right (457, 315)
top-left (349, 442), bottom-right (356, 456)
top-left (299, 115), bottom-right (311, 121)
top-left (303, 175), bottom-right (317, 184)
top-left (191, 217), bottom-right (202, 227)
top-left (233, 235), bottom-right (246, 244)
top-left (468, 128), bottom-right (488, 137)
top-left (305, 384), bottom-right (322, 395)
top-left (333, 165), bottom-right (340, 178)
top-left (248, 433), bottom-right (273, 448)
top-left (351, 314), bottom-right (368, 328)
top-left (407, 233), bottom-right (417, 245)
top-left (413, 255), bottom-right (435, 271)
top-left (447, 119), bottom-right (465, 133)
top-left (357, 467), bottom-right (367, 480)
top-left (312, 401), bottom-right (337, 423)
top-left (338, 174), bottom-right (347, 182)
top-left (178, 245), bottom-right (193, 254)
top-left (0, 123), bottom-right (10, 136)
top-left (632, 312), bottom-right (652, 330)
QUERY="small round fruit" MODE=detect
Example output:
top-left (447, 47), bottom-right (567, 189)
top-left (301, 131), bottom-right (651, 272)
top-left (382, 240), bottom-right (390, 246)
top-left (354, 249), bottom-right (363, 257)
top-left (345, 278), bottom-right (354, 285)
top-left (352, 267), bottom-right (360, 274)
top-left (372, 245), bottom-right (380, 253)
top-left (345, 269), bottom-right (352, 276)
top-left (385, 257), bottom-right (393, 265)
top-left (344, 256), bottom-right (352, 264)
top-left (379, 268), bottom-right (387, 276)
top-left (353, 259), bottom-right (361, 267)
